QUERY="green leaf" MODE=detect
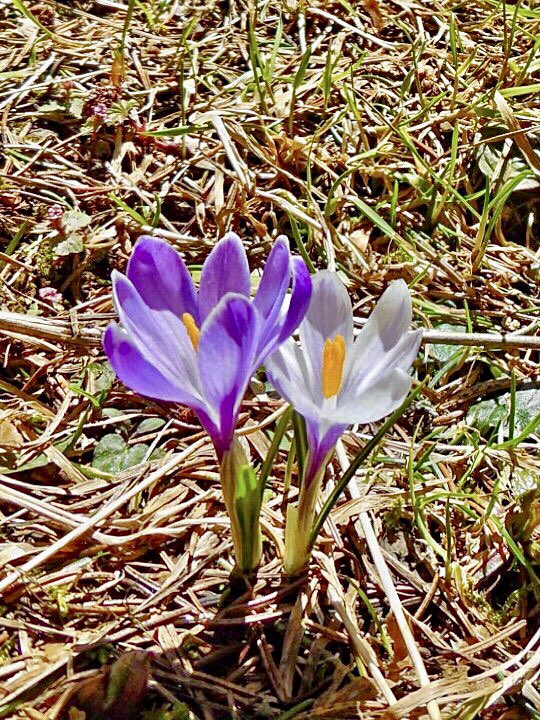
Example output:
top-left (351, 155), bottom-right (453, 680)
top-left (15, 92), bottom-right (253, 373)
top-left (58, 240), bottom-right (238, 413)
top-left (69, 97), bottom-right (84, 118)
top-left (123, 444), bottom-right (150, 467)
top-left (467, 398), bottom-right (508, 436)
top-left (135, 418), bottom-right (166, 435)
top-left (142, 702), bottom-right (192, 720)
top-left (467, 389), bottom-right (540, 438)
top-left (509, 467), bottom-right (539, 500)
top-left (429, 323), bottom-right (466, 364)
top-left (91, 362), bottom-right (116, 393)
top-left (39, 100), bottom-right (66, 113)
top-left (259, 406), bottom-right (293, 493)
top-left (476, 124), bottom-right (539, 191)
top-left (108, 193), bottom-right (147, 225)
top-left (512, 390), bottom-right (540, 435)
top-left (55, 233), bottom-right (84, 256)
top-left (347, 195), bottom-right (400, 242)
top-left (61, 209), bottom-right (91, 233)
top-left (92, 434), bottom-right (150, 473)
top-left (234, 464), bottom-right (263, 573)
top-left (141, 124), bottom-right (207, 137)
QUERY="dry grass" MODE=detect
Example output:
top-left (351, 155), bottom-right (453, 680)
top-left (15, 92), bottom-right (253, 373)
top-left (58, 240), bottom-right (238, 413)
top-left (0, 0), bottom-right (539, 718)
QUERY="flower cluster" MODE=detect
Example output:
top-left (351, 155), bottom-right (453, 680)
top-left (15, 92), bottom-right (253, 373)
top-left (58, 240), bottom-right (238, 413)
top-left (104, 234), bottom-right (422, 573)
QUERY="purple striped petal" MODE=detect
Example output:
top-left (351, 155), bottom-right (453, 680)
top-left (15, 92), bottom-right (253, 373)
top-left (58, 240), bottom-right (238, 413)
top-left (304, 418), bottom-right (346, 485)
top-left (335, 328), bottom-right (422, 424)
top-left (198, 233), bottom-right (250, 322)
top-left (299, 271), bottom-right (353, 363)
top-left (341, 328), bottom-right (422, 400)
top-left (256, 254), bottom-right (312, 362)
top-left (198, 293), bottom-right (260, 455)
top-left (254, 235), bottom-right (291, 322)
top-left (127, 235), bottom-right (199, 323)
top-left (277, 256), bottom-right (312, 343)
top-left (104, 323), bottom-right (202, 407)
top-left (112, 271), bottom-right (200, 396)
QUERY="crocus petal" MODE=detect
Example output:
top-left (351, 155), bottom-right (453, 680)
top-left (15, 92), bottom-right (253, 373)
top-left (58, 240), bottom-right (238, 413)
top-left (198, 293), bottom-right (260, 454)
top-left (344, 279), bottom-right (413, 385)
top-left (127, 235), bottom-right (199, 322)
top-left (112, 271), bottom-right (200, 395)
top-left (277, 256), bottom-right (313, 344)
top-left (265, 338), bottom-right (322, 418)
top-left (254, 235), bottom-right (291, 322)
top-left (341, 327), bottom-right (422, 399)
top-left (298, 271), bottom-right (353, 385)
top-left (104, 323), bottom-right (203, 407)
top-left (304, 418), bottom-right (347, 484)
top-left (334, 327), bottom-right (422, 424)
top-left (198, 232), bottom-right (250, 322)
top-left (257, 253), bottom-right (312, 360)
top-left (330, 367), bottom-right (414, 425)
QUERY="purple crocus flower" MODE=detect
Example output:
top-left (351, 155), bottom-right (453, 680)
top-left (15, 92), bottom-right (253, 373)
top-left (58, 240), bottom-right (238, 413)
top-left (103, 233), bottom-right (311, 459)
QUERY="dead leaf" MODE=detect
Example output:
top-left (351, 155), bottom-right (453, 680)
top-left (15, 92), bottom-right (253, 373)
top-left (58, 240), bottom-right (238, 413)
top-left (350, 227), bottom-right (372, 253)
top-left (68, 710), bottom-right (86, 720)
top-left (385, 611), bottom-right (409, 663)
top-left (0, 542), bottom-right (35, 567)
top-left (0, 418), bottom-right (23, 447)
top-left (363, 0), bottom-right (383, 29)
top-left (314, 676), bottom-right (378, 709)
top-left (62, 651), bottom-right (150, 720)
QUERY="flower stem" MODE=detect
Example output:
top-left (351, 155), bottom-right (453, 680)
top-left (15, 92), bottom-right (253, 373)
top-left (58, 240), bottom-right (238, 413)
top-left (220, 436), bottom-right (263, 574)
top-left (283, 454), bottom-right (328, 574)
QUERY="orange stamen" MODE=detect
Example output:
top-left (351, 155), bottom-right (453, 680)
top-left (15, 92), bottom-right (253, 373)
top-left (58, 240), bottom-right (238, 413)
top-left (321, 334), bottom-right (346, 399)
top-left (182, 312), bottom-right (199, 350)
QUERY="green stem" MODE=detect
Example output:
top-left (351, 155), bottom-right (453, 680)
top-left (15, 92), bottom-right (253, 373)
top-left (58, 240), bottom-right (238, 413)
top-left (283, 453), bottom-right (329, 574)
top-left (220, 436), bottom-right (262, 573)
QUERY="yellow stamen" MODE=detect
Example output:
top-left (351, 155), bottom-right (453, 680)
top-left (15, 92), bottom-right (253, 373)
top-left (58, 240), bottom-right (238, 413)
top-left (321, 334), bottom-right (346, 399)
top-left (182, 312), bottom-right (200, 350)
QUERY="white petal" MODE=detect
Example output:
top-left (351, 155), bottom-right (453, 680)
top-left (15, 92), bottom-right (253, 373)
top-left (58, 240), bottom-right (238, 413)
top-left (112, 271), bottom-right (202, 397)
top-left (331, 368), bottom-right (413, 425)
top-left (299, 271), bottom-right (354, 385)
top-left (265, 339), bottom-right (321, 418)
top-left (341, 279), bottom-right (414, 395)
top-left (344, 329), bottom-right (422, 397)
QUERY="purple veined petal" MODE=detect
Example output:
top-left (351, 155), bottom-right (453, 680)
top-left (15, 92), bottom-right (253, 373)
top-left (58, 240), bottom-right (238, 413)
top-left (298, 271), bottom-right (353, 384)
top-left (303, 417), bottom-right (347, 485)
top-left (276, 256), bottom-right (312, 344)
top-left (254, 235), bottom-right (291, 322)
top-left (345, 279), bottom-right (413, 380)
top-left (104, 323), bottom-right (204, 408)
top-left (195, 408), bottom-right (221, 448)
top-left (265, 338), bottom-right (322, 419)
top-left (330, 367), bottom-right (414, 425)
top-left (198, 293), bottom-right (260, 456)
top-left (252, 236), bottom-right (292, 358)
top-left (198, 232), bottom-right (251, 323)
top-left (127, 235), bottom-right (199, 323)
top-left (255, 252), bottom-right (312, 362)
top-left (112, 271), bottom-right (201, 395)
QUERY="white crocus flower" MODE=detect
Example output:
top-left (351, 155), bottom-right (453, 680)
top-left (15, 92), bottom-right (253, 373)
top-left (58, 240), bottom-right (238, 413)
top-left (266, 271), bottom-right (423, 574)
